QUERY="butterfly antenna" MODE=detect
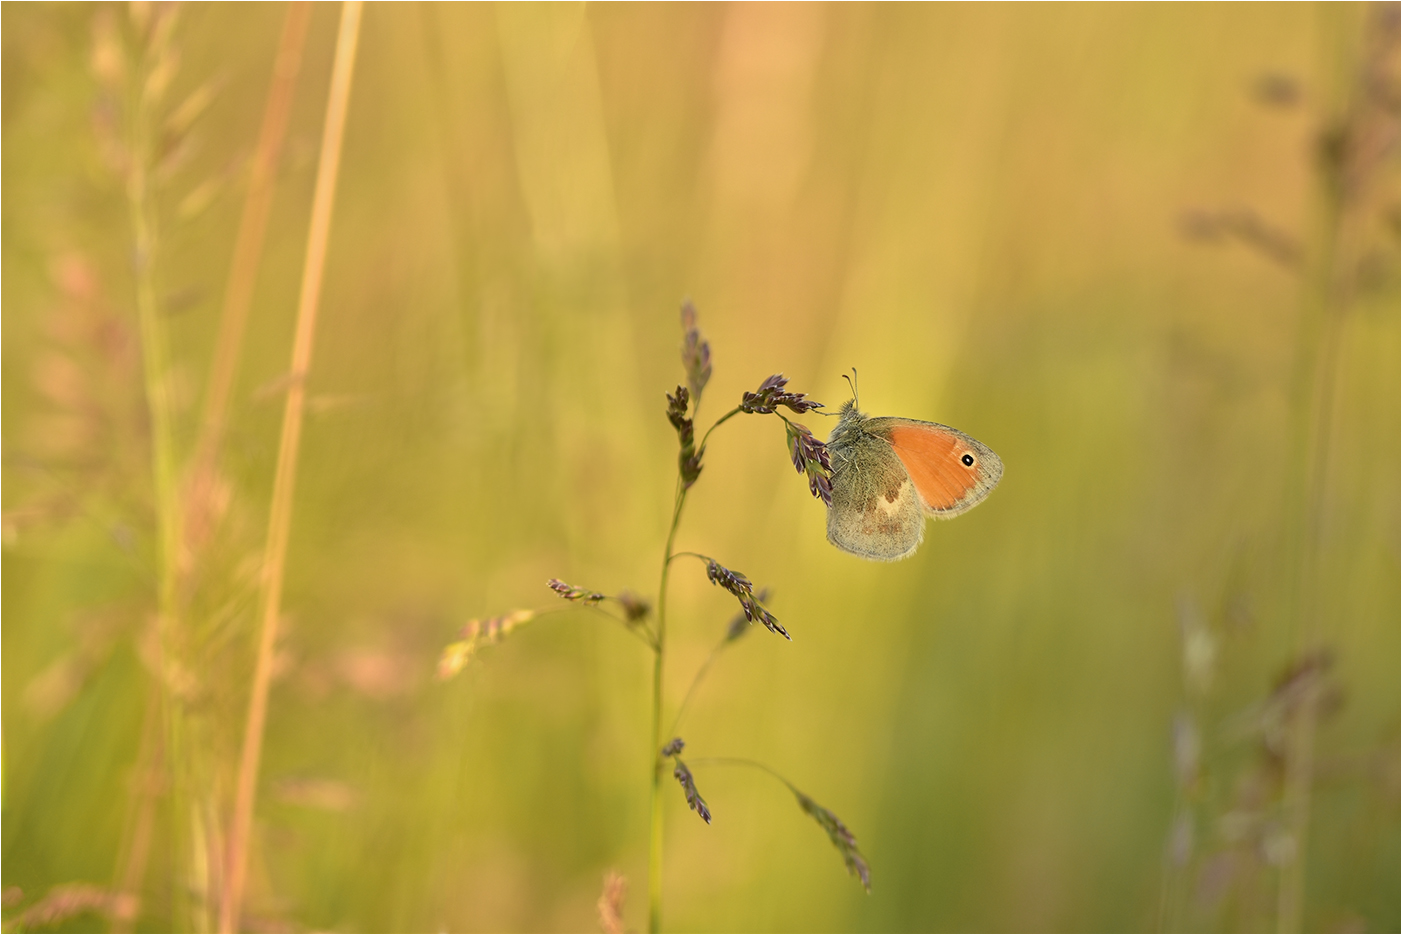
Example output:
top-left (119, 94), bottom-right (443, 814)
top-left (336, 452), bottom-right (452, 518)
top-left (841, 367), bottom-right (859, 407)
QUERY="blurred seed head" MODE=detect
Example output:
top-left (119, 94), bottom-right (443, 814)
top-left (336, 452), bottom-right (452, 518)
top-left (164, 82), bottom-right (215, 142)
top-left (335, 647), bottom-right (418, 700)
top-left (90, 9), bottom-right (126, 90)
top-left (1224, 649), bottom-right (1341, 760)
top-left (597, 871), bottom-right (627, 935)
top-left (25, 255), bottom-right (140, 473)
top-left (1172, 711), bottom-right (1201, 792)
top-left (1175, 593), bottom-right (1216, 697)
top-left (1258, 823), bottom-right (1297, 867)
top-left (680, 300), bottom-right (712, 404)
top-left (1177, 207), bottom-right (1302, 268)
top-left (1167, 812), bottom-right (1194, 867)
top-left (661, 737), bottom-right (684, 757)
top-left (794, 791), bottom-right (870, 892)
top-left (8, 883), bottom-right (134, 931)
top-left (437, 609), bottom-right (537, 680)
top-left (616, 590), bottom-right (651, 623)
top-left (1195, 852), bottom-right (1237, 909)
top-left (1251, 72), bottom-right (1303, 109)
top-left (272, 776), bottom-right (359, 812)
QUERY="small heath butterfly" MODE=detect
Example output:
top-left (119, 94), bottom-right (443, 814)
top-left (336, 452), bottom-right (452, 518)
top-left (825, 375), bottom-right (1003, 561)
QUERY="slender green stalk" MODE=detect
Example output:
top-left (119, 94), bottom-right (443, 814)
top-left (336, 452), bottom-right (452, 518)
top-left (220, 5), bottom-right (363, 931)
top-left (696, 406), bottom-right (742, 452)
top-left (647, 401), bottom-right (756, 931)
top-left (668, 638), bottom-right (726, 742)
top-left (689, 756), bottom-right (799, 794)
top-left (1276, 9), bottom-right (1378, 929)
top-left (648, 480), bottom-right (685, 934)
top-left (124, 8), bottom-right (189, 925)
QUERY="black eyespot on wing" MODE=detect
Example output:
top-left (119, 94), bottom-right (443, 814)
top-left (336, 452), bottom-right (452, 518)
top-left (961, 453), bottom-right (975, 467)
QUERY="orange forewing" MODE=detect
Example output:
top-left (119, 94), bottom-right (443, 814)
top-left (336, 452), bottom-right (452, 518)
top-left (886, 423), bottom-right (981, 512)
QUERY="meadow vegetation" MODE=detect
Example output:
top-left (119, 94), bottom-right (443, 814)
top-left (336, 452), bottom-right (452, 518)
top-left (2, 3), bottom-right (1397, 932)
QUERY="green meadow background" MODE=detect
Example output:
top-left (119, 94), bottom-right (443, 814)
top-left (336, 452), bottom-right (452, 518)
top-left (3, 3), bottom-right (1397, 932)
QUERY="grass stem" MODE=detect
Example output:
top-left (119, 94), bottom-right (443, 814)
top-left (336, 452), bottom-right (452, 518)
top-left (123, 7), bottom-right (188, 923)
top-left (1276, 8), bottom-right (1375, 928)
top-left (192, 1), bottom-right (312, 479)
top-left (219, 5), bottom-right (362, 931)
top-left (648, 480), bottom-right (685, 934)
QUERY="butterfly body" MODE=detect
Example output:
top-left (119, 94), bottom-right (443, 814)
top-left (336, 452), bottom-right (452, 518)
top-left (825, 400), bottom-right (1003, 561)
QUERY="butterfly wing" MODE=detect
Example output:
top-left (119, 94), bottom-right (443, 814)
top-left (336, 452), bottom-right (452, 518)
top-left (825, 431), bottom-right (926, 561)
top-left (874, 418), bottom-right (1003, 518)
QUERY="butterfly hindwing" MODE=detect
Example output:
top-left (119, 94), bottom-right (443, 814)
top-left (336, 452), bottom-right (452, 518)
top-left (825, 431), bottom-right (925, 561)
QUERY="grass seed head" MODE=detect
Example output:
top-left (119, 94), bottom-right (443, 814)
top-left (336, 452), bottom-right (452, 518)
top-left (740, 373), bottom-right (824, 415)
top-left (725, 587), bottom-right (771, 642)
top-left (666, 386), bottom-right (704, 489)
top-left (680, 301), bottom-right (712, 403)
top-left (785, 421), bottom-right (834, 506)
top-left (795, 792), bottom-right (871, 892)
top-left (547, 578), bottom-right (605, 604)
top-left (706, 560), bottom-right (790, 640)
top-left (672, 758), bottom-right (711, 824)
top-left (616, 590), bottom-right (651, 623)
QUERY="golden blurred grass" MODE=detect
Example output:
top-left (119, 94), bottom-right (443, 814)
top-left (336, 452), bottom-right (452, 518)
top-left (2, 3), bottom-right (1397, 932)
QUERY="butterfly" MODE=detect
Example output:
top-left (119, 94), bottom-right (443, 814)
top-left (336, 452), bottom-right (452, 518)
top-left (824, 387), bottom-right (1003, 561)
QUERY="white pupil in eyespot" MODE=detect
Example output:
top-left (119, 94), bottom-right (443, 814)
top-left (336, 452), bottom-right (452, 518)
top-left (961, 453), bottom-right (975, 467)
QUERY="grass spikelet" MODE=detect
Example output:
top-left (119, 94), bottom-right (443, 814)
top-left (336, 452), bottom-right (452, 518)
top-left (784, 420), bottom-right (833, 506)
top-left (739, 373), bottom-right (823, 415)
top-left (666, 386), bottom-right (704, 490)
top-left (793, 792), bottom-right (871, 892)
top-left (547, 578), bottom-right (606, 604)
top-left (669, 754), bottom-right (711, 825)
top-left (725, 588), bottom-right (770, 643)
top-left (704, 559), bottom-right (789, 640)
top-left (680, 300), bottom-right (712, 404)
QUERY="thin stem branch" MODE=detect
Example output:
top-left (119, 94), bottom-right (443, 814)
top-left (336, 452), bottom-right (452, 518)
top-left (580, 603), bottom-right (656, 651)
top-left (688, 756), bottom-right (801, 796)
top-left (696, 406), bottom-right (742, 454)
top-left (666, 638), bottom-right (727, 742)
top-left (220, 5), bottom-right (362, 931)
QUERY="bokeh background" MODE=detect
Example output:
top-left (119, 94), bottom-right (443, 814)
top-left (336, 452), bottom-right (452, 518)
top-left (3, 3), bottom-right (1398, 932)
